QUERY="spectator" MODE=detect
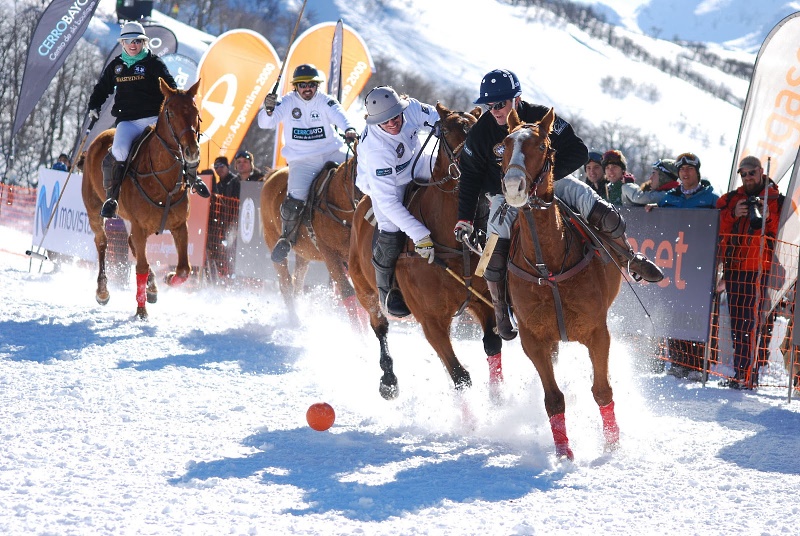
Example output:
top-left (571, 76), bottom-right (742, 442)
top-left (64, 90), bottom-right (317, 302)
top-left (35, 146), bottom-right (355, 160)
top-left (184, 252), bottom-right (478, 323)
top-left (234, 150), bottom-right (265, 182)
top-left (212, 156), bottom-right (240, 199)
top-left (716, 155), bottom-right (783, 389)
top-left (257, 64), bottom-right (358, 262)
top-left (454, 69), bottom-right (663, 341)
top-left (600, 149), bottom-right (630, 205)
top-left (87, 21), bottom-right (208, 219)
top-left (621, 158), bottom-right (679, 206)
top-left (584, 150), bottom-right (608, 197)
top-left (647, 152), bottom-right (719, 380)
top-left (356, 86), bottom-right (438, 318)
top-left (52, 153), bottom-right (71, 172)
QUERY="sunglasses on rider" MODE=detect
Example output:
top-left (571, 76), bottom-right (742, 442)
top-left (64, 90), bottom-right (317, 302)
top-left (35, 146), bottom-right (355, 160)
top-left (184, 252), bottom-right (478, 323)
top-left (123, 39), bottom-right (146, 45)
top-left (739, 169), bottom-right (759, 178)
top-left (485, 100), bottom-right (508, 111)
top-left (296, 82), bottom-right (318, 89)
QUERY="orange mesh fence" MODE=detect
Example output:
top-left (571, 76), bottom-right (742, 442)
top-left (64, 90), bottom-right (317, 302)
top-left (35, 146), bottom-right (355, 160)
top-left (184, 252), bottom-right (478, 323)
top-left (662, 233), bottom-right (798, 391)
top-left (204, 194), bottom-right (240, 282)
top-left (0, 184), bottom-right (37, 235)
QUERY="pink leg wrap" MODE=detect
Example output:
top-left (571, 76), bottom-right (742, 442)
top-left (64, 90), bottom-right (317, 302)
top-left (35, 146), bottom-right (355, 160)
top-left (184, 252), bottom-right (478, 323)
top-left (168, 274), bottom-right (188, 286)
top-left (599, 400), bottom-right (620, 446)
top-left (487, 352), bottom-right (503, 384)
top-left (342, 294), bottom-right (368, 332)
top-left (136, 272), bottom-right (148, 307)
top-left (549, 413), bottom-right (574, 460)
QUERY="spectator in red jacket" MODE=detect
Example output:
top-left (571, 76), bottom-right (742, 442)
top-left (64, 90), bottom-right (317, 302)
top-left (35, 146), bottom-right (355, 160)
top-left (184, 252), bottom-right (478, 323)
top-left (716, 155), bottom-right (783, 389)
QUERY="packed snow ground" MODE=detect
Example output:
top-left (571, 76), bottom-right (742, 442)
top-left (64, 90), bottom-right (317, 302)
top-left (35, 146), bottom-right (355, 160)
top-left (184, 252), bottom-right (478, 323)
top-left (1, 227), bottom-right (799, 535)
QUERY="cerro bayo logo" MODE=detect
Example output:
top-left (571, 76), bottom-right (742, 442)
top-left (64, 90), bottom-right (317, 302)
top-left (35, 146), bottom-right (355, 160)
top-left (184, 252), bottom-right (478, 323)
top-left (38, 0), bottom-right (96, 60)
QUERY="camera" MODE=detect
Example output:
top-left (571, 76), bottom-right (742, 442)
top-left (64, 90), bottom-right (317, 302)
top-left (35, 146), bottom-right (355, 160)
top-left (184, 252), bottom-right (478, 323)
top-left (746, 195), bottom-right (763, 229)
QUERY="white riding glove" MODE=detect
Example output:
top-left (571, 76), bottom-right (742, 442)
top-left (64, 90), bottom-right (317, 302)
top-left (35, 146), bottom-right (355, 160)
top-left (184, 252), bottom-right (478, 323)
top-left (414, 235), bottom-right (435, 264)
top-left (453, 220), bottom-right (474, 243)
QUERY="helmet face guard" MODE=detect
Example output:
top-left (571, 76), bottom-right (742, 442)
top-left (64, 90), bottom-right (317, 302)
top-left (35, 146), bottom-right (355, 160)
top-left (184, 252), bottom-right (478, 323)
top-left (474, 69), bottom-right (521, 105)
top-left (364, 86), bottom-right (409, 125)
top-left (291, 64), bottom-right (324, 85)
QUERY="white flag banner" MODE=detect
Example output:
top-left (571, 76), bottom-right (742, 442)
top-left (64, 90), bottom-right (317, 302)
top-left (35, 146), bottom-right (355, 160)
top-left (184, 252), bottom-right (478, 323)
top-left (728, 11), bottom-right (800, 191)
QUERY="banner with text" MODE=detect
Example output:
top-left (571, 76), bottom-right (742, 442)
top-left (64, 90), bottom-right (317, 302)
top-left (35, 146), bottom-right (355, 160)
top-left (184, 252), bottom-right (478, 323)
top-left (272, 21), bottom-right (374, 168)
top-left (196, 29), bottom-right (280, 172)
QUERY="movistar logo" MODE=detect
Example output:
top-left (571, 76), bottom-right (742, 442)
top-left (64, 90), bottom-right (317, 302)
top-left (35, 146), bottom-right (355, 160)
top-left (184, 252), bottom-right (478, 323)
top-left (36, 182), bottom-right (60, 235)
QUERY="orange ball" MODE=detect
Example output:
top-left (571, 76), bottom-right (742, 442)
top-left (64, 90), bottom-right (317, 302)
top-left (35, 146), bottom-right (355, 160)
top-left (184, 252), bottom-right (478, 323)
top-left (306, 402), bottom-right (335, 431)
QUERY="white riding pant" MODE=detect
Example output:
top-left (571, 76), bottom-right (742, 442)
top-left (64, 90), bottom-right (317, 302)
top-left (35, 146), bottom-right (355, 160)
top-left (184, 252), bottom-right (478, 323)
top-left (287, 146), bottom-right (350, 202)
top-left (488, 176), bottom-right (603, 239)
top-left (112, 117), bottom-right (157, 161)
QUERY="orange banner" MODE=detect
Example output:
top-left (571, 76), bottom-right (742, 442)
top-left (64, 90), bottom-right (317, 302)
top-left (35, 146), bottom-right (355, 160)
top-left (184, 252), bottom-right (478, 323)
top-left (196, 29), bottom-right (280, 172)
top-left (272, 22), bottom-right (374, 168)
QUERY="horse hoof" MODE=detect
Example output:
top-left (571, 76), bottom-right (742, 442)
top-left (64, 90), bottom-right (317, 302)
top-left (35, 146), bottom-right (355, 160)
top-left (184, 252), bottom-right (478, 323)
top-left (135, 307), bottom-right (148, 320)
top-left (379, 373), bottom-right (398, 400)
top-left (555, 446), bottom-right (574, 461)
top-left (147, 291), bottom-right (157, 304)
top-left (96, 292), bottom-right (110, 306)
top-left (166, 273), bottom-right (188, 286)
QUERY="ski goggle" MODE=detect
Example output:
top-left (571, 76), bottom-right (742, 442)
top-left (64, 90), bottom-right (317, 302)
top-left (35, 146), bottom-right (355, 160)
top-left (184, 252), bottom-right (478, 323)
top-left (653, 160), bottom-right (677, 179)
top-left (676, 153), bottom-right (700, 168)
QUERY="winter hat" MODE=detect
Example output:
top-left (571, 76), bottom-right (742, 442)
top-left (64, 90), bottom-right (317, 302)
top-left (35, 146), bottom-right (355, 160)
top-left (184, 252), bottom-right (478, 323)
top-left (737, 155), bottom-right (762, 173)
top-left (213, 156), bottom-right (229, 167)
top-left (601, 149), bottom-right (627, 171)
top-left (585, 151), bottom-right (603, 169)
top-left (675, 152), bottom-right (701, 179)
top-left (653, 158), bottom-right (679, 183)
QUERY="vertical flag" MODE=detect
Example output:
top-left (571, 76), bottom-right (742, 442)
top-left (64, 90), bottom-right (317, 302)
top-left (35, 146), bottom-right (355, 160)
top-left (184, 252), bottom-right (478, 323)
top-left (195, 29), bottom-right (280, 172)
top-left (328, 19), bottom-right (344, 103)
top-left (272, 21), bottom-right (374, 169)
top-left (13, 0), bottom-right (102, 138)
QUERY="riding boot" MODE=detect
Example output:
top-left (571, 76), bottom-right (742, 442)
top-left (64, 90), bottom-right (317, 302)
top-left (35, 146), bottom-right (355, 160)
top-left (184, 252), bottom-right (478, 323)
top-left (190, 175), bottom-right (211, 198)
top-left (100, 151), bottom-right (126, 219)
top-left (271, 196), bottom-right (306, 262)
top-left (372, 230), bottom-right (411, 318)
top-left (483, 238), bottom-right (517, 341)
top-left (587, 199), bottom-right (664, 283)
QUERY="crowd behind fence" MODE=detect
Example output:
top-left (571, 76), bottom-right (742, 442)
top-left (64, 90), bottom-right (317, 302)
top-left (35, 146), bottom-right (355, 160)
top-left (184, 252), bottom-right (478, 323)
top-left (1, 182), bottom-right (798, 392)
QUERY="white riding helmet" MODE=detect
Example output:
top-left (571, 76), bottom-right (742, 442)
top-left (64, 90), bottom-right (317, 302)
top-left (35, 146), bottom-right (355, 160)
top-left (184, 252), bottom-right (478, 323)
top-left (119, 21), bottom-right (148, 42)
top-left (365, 86), bottom-right (409, 125)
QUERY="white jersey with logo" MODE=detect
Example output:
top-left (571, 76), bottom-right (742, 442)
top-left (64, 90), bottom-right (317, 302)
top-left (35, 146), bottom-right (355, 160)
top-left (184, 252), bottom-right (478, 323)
top-left (356, 99), bottom-right (438, 242)
top-left (257, 90), bottom-right (355, 162)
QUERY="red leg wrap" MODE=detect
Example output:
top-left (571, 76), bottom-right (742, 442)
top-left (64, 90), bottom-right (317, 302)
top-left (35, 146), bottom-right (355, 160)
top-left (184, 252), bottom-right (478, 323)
top-left (599, 400), bottom-right (620, 446)
top-left (342, 294), bottom-right (368, 333)
top-left (549, 413), bottom-right (574, 460)
top-left (136, 272), bottom-right (148, 307)
top-left (168, 274), bottom-right (188, 286)
top-left (487, 352), bottom-right (503, 384)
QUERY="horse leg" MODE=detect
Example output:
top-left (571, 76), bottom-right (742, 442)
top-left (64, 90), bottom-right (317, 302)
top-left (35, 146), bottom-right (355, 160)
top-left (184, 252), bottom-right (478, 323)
top-left (321, 249), bottom-right (367, 333)
top-left (522, 338), bottom-right (573, 460)
top-left (128, 234), bottom-right (157, 303)
top-left (418, 317), bottom-right (472, 391)
top-left (166, 223), bottom-right (191, 286)
top-left (373, 316), bottom-right (398, 400)
top-left (587, 326), bottom-right (619, 450)
top-left (129, 225), bottom-right (150, 320)
top-left (272, 259), bottom-right (299, 324)
top-left (93, 221), bottom-right (110, 305)
top-left (293, 255), bottom-right (310, 295)
top-left (472, 303), bottom-right (504, 402)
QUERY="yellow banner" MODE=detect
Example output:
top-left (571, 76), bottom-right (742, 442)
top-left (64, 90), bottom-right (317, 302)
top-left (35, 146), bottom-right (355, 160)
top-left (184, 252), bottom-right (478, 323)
top-left (272, 22), bottom-right (374, 168)
top-left (196, 29), bottom-right (280, 171)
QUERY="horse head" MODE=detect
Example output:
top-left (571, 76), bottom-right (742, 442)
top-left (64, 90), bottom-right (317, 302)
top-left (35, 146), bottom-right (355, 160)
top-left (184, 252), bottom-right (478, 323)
top-left (501, 107), bottom-right (556, 208)
top-left (431, 103), bottom-right (480, 188)
top-left (157, 78), bottom-right (202, 168)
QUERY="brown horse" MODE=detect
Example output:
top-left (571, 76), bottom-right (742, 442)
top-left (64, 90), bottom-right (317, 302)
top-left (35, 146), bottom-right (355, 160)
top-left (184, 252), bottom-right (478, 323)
top-left (500, 108), bottom-right (623, 459)
top-left (348, 103), bottom-right (505, 400)
top-left (82, 79), bottom-right (201, 319)
top-left (260, 150), bottom-right (362, 326)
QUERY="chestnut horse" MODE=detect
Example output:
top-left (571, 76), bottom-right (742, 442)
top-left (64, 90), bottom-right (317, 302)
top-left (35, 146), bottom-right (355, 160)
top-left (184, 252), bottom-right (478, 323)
top-left (349, 103), bottom-right (504, 400)
top-left (501, 108), bottom-right (623, 459)
top-left (82, 79), bottom-right (201, 319)
top-left (260, 150), bottom-right (361, 325)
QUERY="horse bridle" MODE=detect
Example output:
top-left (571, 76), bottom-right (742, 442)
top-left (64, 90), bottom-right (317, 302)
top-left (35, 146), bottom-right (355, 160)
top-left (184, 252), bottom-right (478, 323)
top-left (154, 95), bottom-right (201, 165)
top-left (502, 124), bottom-right (555, 209)
top-left (412, 113), bottom-right (473, 188)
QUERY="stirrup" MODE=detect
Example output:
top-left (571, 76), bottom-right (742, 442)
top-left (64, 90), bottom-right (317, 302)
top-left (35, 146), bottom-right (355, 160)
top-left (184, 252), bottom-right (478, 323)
top-left (191, 178), bottom-right (210, 198)
top-left (271, 238), bottom-right (291, 262)
top-left (101, 199), bottom-right (118, 219)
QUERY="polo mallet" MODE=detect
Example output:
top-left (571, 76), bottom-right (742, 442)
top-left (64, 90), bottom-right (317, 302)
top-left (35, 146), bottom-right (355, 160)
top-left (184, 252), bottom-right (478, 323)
top-left (268, 0), bottom-right (309, 97)
top-left (431, 256), bottom-right (493, 308)
top-left (26, 114), bottom-right (97, 271)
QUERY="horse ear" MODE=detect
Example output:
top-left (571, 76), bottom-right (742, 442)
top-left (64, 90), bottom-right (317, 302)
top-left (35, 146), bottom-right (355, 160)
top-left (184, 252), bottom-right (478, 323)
top-left (159, 77), bottom-right (176, 97)
top-left (470, 106), bottom-right (482, 119)
top-left (436, 101), bottom-right (451, 120)
top-left (507, 108), bottom-right (521, 130)
top-left (186, 79), bottom-right (201, 98)
top-left (542, 108), bottom-right (556, 133)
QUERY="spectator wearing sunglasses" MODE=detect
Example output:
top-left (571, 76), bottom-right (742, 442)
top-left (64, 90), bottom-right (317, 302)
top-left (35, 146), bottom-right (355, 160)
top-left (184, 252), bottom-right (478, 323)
top-left (87, 21), bottom-right (209, 219)
top-left (716, 155), bottom-right (784, 389)
top-left (212, 156), bottom-right (240, 198)
top-left (258, 64), bottom-right (359, 262)
top-left (454, 69), bottom-right (664, 340)
top-left (621, 158), bottom-right (680, 206)
top-left (354, 86), bottom-right (440, 318)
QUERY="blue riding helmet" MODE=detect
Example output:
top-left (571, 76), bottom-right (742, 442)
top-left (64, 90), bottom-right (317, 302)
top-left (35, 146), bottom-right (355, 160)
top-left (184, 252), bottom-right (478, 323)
top-left (474, 69), bottom-right (522, 105)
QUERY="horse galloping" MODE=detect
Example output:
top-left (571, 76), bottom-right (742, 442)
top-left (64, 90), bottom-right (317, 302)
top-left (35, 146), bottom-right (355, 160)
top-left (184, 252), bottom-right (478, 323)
top-left (501, 108), bottom-right (623, 459)
top-left (349, 103), bottom-right (504, 400)
top-left (260, 151), bottom-right (362, 326)
top-left (82, 78), bottom-right (201, 319)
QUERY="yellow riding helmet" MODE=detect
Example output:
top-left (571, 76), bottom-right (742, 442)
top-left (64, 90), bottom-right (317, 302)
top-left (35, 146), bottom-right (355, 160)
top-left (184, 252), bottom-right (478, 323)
top-left (291, 64), bottom-right (324, 85)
